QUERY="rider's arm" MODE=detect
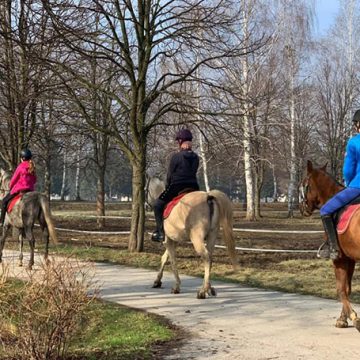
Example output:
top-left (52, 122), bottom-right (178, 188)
top-left (9, 165), bottom-right (22, 190)
top-left (343, 139), bottom-right (357, 186)
top-left (166, 153), bottom-right (179, 186)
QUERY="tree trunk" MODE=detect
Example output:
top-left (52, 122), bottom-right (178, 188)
top-left (241, 1), bottom-right (255, 221)
top-left (287, 63), bottom-right (296, 218)
top-left (96, 167), bottom-right (105, 228)
top-left (44, 155), bottom-right (51, 203)
top-left (60, 150), bottom-right (67, 201)
top-left (243, 113), bottom-right (255, 221)
top-left (75, 149), bottom-right (81, 201)
top-left (199, 131), bottom-right (210, 191)
top-left (272, 164), bottom-right (278, 202)
top-left (128, 159), bottom-right (146, 252)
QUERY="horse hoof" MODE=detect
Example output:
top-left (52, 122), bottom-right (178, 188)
top-left (171, 287), bottom-right (180, 294)
top-left (197, 290), bottom-right (206, 299)
top-left (353, 319), bottom-right (360, 332)
top-left (18, 262), bottom-right (23, 267)
top-left (336, 319), bottom-right (348, 328)
top-left (209, 287), bottom-right (217, 296)
top-left (152, 281), bottom-right (162, 288)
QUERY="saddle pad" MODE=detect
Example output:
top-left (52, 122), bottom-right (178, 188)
top-left (7, 193), bottom-right (23, 213)
top-left (337, 204), bottom-right (360, 234)
top-left (163, 193), bottom-right (187, 219)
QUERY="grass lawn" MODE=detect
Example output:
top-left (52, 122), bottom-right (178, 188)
top-left (0, 278), bottom-right (180, 360)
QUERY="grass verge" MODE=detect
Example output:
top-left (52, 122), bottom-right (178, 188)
top-left (0, 278), bottom-right (179, 360)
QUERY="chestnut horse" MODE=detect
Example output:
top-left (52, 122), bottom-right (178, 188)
top-left (299, 160), bottom-right (360, 331)
top-left (152, 189), bottom-right (238, 299)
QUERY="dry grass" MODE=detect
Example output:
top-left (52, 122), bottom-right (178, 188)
top-left (0, 257), bottom-right (97, 360)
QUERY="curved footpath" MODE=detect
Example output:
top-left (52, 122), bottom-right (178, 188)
top-left (4, 251), bottom-right (360, 360)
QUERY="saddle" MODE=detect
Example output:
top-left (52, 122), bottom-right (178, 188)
top-left (335, 196), bottom-right (360, 234)
top-left (7, 193), bottom-right (24, 214)
top-left (163, 188), bottom-right (196, 219)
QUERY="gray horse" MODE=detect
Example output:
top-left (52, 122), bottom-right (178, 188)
top-left (0, 169), bottom-right (58, 269)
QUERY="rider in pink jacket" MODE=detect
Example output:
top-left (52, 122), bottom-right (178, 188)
top-left (0, 149), bottom-right (36, 225)
top-left (9, 160), bottom-right (36, 194)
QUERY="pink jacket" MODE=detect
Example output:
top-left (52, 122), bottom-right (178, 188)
top-left (9, 161), bottom-right (37, 195)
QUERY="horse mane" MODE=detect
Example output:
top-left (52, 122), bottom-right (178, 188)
top-left (318, 168), bottom-right (344, 189)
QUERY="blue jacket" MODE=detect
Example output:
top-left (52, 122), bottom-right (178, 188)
top-left (343, 133), bottom-right (360, 188)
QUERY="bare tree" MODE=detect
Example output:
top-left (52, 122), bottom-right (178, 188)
top-left (0, 1), bottom-right (54, 169)
top-left (42, 0), bottom-right (256, 251)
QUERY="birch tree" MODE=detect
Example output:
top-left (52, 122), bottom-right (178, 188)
top-left (274, 0), bottom-right (314, 217)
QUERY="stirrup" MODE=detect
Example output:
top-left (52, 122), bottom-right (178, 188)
top-left (317, 241), bottom-right (339, 260)
top-left (151, 231), bottom-right (164, 242)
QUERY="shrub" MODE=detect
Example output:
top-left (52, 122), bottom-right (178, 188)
top-left (0, 257), bottom-right (97, 360)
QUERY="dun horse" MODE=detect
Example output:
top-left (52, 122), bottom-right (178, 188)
top-left (152, 189), bottom-right (238, 299)
top-left (0, 169), bottom-right (57, 269)
top-left (299, 160), bottom-right (360, 331)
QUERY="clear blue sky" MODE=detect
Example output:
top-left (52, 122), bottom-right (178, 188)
top-left (315, 0), bottom-right (340, 36)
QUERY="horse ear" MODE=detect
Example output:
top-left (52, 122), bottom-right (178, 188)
top-left (321, 162), bottom-right (328, 171)
top-left (307, 160), bottom-right (313, 173)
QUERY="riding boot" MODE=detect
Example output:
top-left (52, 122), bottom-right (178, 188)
top-left (151, 199), bottom-right (166, 242)
top-left (318, 215), bottom-right (340, 260)
top-left (0, 195), bottom-right (9, 226)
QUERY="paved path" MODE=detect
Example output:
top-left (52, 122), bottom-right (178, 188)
top-left (4, 251), bottom-right (360, 359)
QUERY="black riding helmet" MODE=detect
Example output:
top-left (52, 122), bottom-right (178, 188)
top-left (352, 110), bottom-right (360, 124)
top-left (20, 148), bottom-right (32, 160)
top-left (175, 128), bottom-right (193, 142)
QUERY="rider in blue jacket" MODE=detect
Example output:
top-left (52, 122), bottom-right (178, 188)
top-left (319, 109), bottom-right (360, 259)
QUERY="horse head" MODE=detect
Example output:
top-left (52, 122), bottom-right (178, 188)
top-left (0, 168), bottom-right (10, 200)
top-left (299, 160), bottom-right (343, 216)
top-left (146, 176), bottom-right (165, 209)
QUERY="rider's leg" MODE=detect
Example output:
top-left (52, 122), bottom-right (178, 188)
top-left (320, 215), bottom-right (340, 260)
top-left (0, 193), bottom-right (12, 225)
top-left (151, 198), bottom-right (166, 242)
top-left (319, 187), bottom-right (360, 259)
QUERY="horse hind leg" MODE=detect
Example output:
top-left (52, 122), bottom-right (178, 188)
top-left (18, 230), bottom-right (24, 267)
top-left (334, 258), bottom-right (360, 331)
top-left (192, 230), bottom-right (216, 299)
top-left (24, 226), bottom-right (35, 270)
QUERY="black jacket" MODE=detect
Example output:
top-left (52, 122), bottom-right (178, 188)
top-left (166, 149), bottom-right (199, 186)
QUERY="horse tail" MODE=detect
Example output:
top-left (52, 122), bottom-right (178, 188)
top-left (39, 195), bottom-right (58, 244)
top-left (208, 190), bottom-right (238, 270)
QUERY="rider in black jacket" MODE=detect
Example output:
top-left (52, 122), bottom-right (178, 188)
top-left (151, 129), bottom-right (200, 242)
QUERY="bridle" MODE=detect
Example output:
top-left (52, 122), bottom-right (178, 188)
top-left (299, 174), bottom-right (317, 215)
